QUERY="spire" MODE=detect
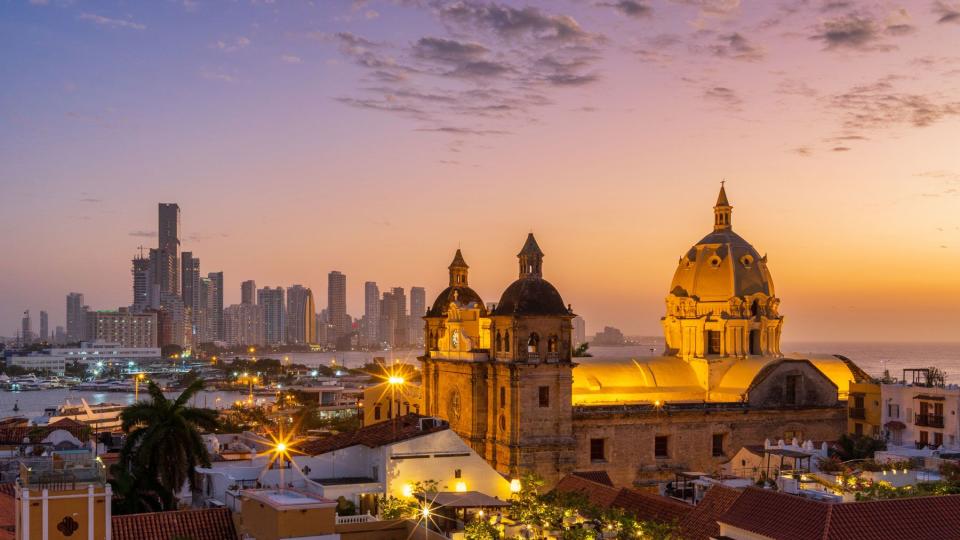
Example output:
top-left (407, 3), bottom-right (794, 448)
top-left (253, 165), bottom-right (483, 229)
top-left (448, 249), bottom-right (469, 287)
top-left (518, 233), bottom-right (544, 278)
top-left (713, 181), bottom-right (732, 231)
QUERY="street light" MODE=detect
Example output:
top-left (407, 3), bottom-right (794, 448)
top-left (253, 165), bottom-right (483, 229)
top-left (134, 373), bottom-right (146, 401)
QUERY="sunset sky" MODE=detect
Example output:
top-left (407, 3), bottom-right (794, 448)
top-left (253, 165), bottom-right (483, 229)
top-left (2, 0), bottom-right (959, 342)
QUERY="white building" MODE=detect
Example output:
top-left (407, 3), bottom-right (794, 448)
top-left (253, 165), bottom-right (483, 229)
top-left (880, 378), bottom-right (960, 452)
top-left (7, 354), bottom-right (66, 374)
top-left (53, 341), bottom-right (162, 367)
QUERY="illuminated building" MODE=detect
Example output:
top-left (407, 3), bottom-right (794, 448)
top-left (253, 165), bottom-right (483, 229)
top-left (286, 285), bottom-right (316, 345)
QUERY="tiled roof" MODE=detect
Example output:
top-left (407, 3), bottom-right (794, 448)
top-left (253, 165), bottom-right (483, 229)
top-left (719, 487), bottom-right (960, 540)
top-left (112, 508), bottom-right (240, 540)
top-left (0, 419), bottom-right (90, 444)
top-left (0, 484), bottom-right (14, 540)
top-left (570, 470), bottom-right (614, 486)
top-left (678, 485), bottom-right (743, 540)
top-left (553, 474), bottom-right (690, 525)
top-left (299, 414), bottom-right (446, 455)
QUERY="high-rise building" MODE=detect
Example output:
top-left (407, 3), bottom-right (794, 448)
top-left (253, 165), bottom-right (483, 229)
top-left (66, 293), bottom-right (85, 342)
top-left (132, 254), bottom-right (152, 311)
top-left (155, 293), bottom-right (189, 347)
top-left (327, 271), bottom-right (347, 345)
top-left (572, 316), bottom-right (586, 347)
top-left (285, 285), bottom-right (316, 345)
top-left (315, 312), bottom-right (328, 346)
top-left (258, 287), bottom-right (286, 346)
top-left (363, 281), bottom-right (380, 346)
top-left (156, 203), bottom-right (181, 295)
top-left (181, 252), bottom-right (200, 313)
top-left (54, 326), bottom-right (66, 345)
top-left (378, 288), bottom-right (408, 347)
top-left (207, 271), bottom-right (224, 341)
top-left (241, 280), bottom-right (256, 305)
top-left (224, 303), bottom-right (265, 347)
top-left (21, 310), bottom-right (33, 343)
top-left (392, 287), bottom-right (408, 346)
top-left (409, 286), bottom-right (425, 346)
top-left (86, 308), bottom-right (157, 348)
top-left (39, 310), bottom-right (48, 342)
top-left (195, 277), bottom-right (213, 343)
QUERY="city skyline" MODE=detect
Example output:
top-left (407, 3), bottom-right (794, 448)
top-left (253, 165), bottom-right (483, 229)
top-left (2, 1), bottom-right (960, 341)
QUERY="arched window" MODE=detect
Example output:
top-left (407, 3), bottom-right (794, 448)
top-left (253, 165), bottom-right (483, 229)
top-left (504, 331), bottom-right (511, 352)
top-left (528, 333), bottom-right (540, 354)
top-left (495, 331), bottom-right (502, 352)
top-left (547, 335), bottom-right (559, 353)
top-left (750, 300), bottom-right (760, 317)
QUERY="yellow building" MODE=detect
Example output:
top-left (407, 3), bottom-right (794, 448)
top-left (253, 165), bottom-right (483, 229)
top-left (15, 456), bottom-right (111, 540)
top-left (362, 380), bottom-right (423, 426)
top-left (240, 489), bottom-right (337, 540)
top-left (848, 381), bottom-right (882, 438)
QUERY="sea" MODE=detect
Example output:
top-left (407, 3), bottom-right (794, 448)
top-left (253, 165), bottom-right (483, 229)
top-left (1, 341), bottom-right (957, 419)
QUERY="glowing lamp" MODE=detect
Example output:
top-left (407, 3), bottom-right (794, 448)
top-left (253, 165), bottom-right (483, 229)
top-left (455, 481), bottom-right (467, 492)
top-left (388, 376), bottom-right (405, 385)
top-left (510, 479), bottom-right (521, 493)
top-left (276, 442), bottom-right (287, 453)
top-left (421, 507), bottom-right (430, 519)
top-left (402, 484), bottom-right (413, 498)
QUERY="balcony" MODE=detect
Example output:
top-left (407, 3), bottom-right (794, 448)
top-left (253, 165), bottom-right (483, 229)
top-left (915, 414), bottom-right (945, 428)
top-left (849, 408), bottom-right (866, 420)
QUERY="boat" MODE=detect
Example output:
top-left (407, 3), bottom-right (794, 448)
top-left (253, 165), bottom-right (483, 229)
top-left (45, 399), bottom-right (127, 432)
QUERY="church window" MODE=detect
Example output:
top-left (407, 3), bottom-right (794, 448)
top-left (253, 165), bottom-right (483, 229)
top-left (655, 436), bottom-right (669, 458)
top-left (374, 405), bottom-right (381, 421)
top-left (499, 414), bottom-right (506, 432)
top-left (712, 434), bottom-right (725, 457)
top-left (538, 386), bottom-right (550, 408)
top-left (528, 333), bottom-right (540, 354)
top-left (749, 330), bottom-right (760, 355)
top-left (504, 331), bottom-right (510, 352)
top-left (495, 331), bottom-right (502, 352)
top-left (500, 387), bottom-right (506, 409)
top-left (785, 375), bottom-right (800, 405)
top-left (590, 439), bottom-right (606, 462)
top-left (455, 469), bottom-right (462, 479)
top-left (547, 335), bottom-right (559, 353)
top-left (750, 300), bottom-right (760, 317)
top-left (707, 331), bottom-right (721, 354)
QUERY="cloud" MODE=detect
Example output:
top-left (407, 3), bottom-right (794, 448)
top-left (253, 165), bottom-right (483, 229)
top-left (79, 197), bottom-right (101, 203)
top-left (214, 36), bottom-right (250, 53)
top-left (792, 146), bottom-right (812, 156)
top-left (415, 126), bottom-right (512, 136)
top-left (129, 230), bottom-right (157, 238)
top-left (828, 78), bottom-right (960, 131)
top-left (831, 146), bottom-right (851, 151)
top-left (433, 1), bottom-right (600, 44)
top-left (710, 33), bottom-right (765, 61)
top-left (703, 86), bottom-right (742, 109)
top-left (200, 69), bottom-right (237, 83)
top-left (777, 79), bottom-right (818, 98)
top-left (598, 1), bottom-right (652, 18)
top-left (280, 54), bottom-right (302, 64)
top-left (810, 13), bottom-right (914, 51)
top-left (79, 13), bottom-right (146, 30)
top-left (934, 1), bottom-right (960, 24)
top-left (669, 0), bottom-right (741, 17)
top-left (335, 97), bottom-right (428, 117)
top-left (29, 0), bottom-right (49, 5)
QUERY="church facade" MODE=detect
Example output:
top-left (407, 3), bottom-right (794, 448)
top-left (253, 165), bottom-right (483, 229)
top-left (419, 187), bottom-right (869, 487)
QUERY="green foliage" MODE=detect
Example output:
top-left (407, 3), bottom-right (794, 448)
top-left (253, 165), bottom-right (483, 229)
top-left (464, 517), bottom-right (500, 540)
top-left (830, 434), bottom-right (886, 461)
top-left (377, 495), bottom-right (417, 520)
top-left (120, 378), bottom-right (220, 499)
top-left (336, 496), bottom-right (356, 516)
top-left (572, 343), bottom-right (592, 358)
top-left (816, 455), bottom-right (848, 474)
top-left (216, 404), bottom-right (270, 433)
top-left (108, 462), bottom-right (174, 515)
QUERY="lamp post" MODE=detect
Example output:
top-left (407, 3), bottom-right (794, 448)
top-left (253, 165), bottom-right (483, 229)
top-left (134, 373), bottom-right (146, 401)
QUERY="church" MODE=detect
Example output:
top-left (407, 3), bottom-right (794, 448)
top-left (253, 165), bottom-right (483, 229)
top-left (419, 186), bottom-right (869, 487)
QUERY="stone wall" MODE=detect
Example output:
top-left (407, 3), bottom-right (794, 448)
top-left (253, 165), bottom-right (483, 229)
top-left (747, 359), bottom-right (838, 408)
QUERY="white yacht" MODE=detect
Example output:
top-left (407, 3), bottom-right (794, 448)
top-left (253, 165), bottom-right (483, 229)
top-left (45, 399), bottom-right (127, 432)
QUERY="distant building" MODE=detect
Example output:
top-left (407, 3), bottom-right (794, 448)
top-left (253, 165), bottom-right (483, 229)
top-left (156, 293), bottom-right (190, 348)
top-left (258, 287), bottom-right (286, 346)
top-left (224, 303), bottom-right (265, 347)
top-left (131, 254), bottom-right (152, 311)
top-left (363, 281), bottom-right (380, 346)
top-left (591, 326), bottom-right (626, 346)
top-left (327, 271), bottom-right (347, 345)
top-left (20, 310), bottom-right (32, 343)
top-left (286, 285), bottom-right (316, 345)
top-left (39, 310), bottom-right (48, 342)
top-left (409, 286), bottom-right (425, 347)
top-left (66, 292), bottom-right (85, 342)
top-left (572, 316), bottom-right (586, 347)
top-left (362, 380), bottom-right (422, 425)
top-left (8, 353), bottom-right (65, 374)
top-left (241, 280), bottom-right (256, 305)
top-left (207, 271), bottom-right (224, 341)
top-left (196, 277), bottom-right (214, 343)
top-left (181, 251), bottom-right (200, 317)
top-left (379, 289), bottom-right (405, 347)
top-left (54, 326), bottom-right (66, 345)
top-left (85, 308), bottom-right (157, 348)
top-left (156, 202), bottom-right (181, 295)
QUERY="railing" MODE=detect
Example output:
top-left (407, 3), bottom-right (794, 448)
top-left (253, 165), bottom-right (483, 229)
top-left (915, 414), bottom-right (944, 428)
top-left (849, 408), bottom-right (866, 420)
top-left (337, 512), bottom-right (376, 525)
top-left (18, 458), bottom-right (106, 490)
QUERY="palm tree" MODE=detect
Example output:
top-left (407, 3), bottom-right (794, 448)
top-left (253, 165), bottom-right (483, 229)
top-left (120, 378), bottom-right (220, 501)
top-left (108, 462), bottom-right (174, 514)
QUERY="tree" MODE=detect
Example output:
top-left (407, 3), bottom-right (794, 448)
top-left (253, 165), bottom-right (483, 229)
top-left (830, 434), bottom-right (886, 461)
top-left (108, 463), bottom-right (174, 515)
top-left (464, 518), bottom-right (500, 540)
top-left (572, 343), bottom-right (592, 358)
top-left (119, 378), bottom-right (220, 500)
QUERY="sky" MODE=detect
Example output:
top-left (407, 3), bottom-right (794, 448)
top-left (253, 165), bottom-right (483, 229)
top-left (1, 0), bottom-right (959, 342)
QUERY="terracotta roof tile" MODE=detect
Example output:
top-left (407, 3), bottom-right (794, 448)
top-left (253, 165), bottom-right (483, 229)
top-left (554, 474), bottom-right (690, 525)
top-left (299, 414), bottom-right (446, 455)
top-left (719, 488), bottom-right (830, 540)
top-left (112, 508), bottom-right (239, 540)
top-left (0, 488), bottom-right (14, 540)
top-left (570, 471), bottom-right (614, 486)
top-left (0, 420), bottom-right (90, 445)
top-left (678, 485), bottom-right (743, 540)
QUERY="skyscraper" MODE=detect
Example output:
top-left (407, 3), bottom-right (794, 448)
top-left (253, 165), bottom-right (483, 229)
top-left (156, 203), bottom-right (181, 295)
top-left (327, 271), bottom-right (347, 345)
top-left (132, 254), bottom-right (152, 311)
top-left (196, 277), bottom-right (213, 343)
top-left (409, 286), bottom-right (425, 346)
top-left (156, 293), bottom-right (189, 347)
top-left (39, 310), bottom-right (48, 342)
top-left (207, 271), bottom-right (224, 341)
top-left (378, 291), bottom-right (400, 347)
top-left (363, 281), bottom-right (380, 346)
top-left (21, 310), bottom-right (33, 343)
top-left (224, 303), bottom-right (265, 347)
top-left (241, 280), bottom-right (256, 305)
top-left (572, 316), bottom-right (586, 347)
top-left (66, 292), bottom-right (85, 342)
top-left (391, 287), bottom-right (408, 346)
top-left (286, 285), bottom-right (316, 345)
top-left (87, 308), bottom-right (158, 348)
top-left (258, 287), bottom-right (286, 346)
top-left (181, 252), bottom-right (200, 314)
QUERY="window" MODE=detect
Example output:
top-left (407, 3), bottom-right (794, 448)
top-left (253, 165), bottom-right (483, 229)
top-left (854, 423), bottom-right (863, 436)
top-left (749, 330), bottom-right (760, 355)
top-left (528, 333), bottom-right (540, 354)
top-left (854, 395), bottom-right (864, 409)
top-left (784, 430), bottom-right (801, 441)
top-left (707, 331), bottom-right (721, 354)
top-left (495, 331), bottom-right (502, 352)
top-left (538, 386), bottom-right (550, 408)
top-left (935, 432), bottom-right (944, 447)
top-left (455, 469), bottom-right (462, 479)
top-left (504, 331), bottom-right (510, 352)
top-left (655, 436), bottom-right (669, 458)
top-left (712, 434), bottom-right (724, 457)
top-left (888, 404), bottom-right (900, 418)
top-left (920, 430), bottom-right (929, 445)
top-left (547, 335), bottom-right (558, 353)
top-left (785, 375), bottom-right (800, 405)
top-left (590, 438), bottom-right (606, 462)
top-left (372, 466), bottom-right (379, 481)
top-left (374, 405), bottom-right (381, 421)
top-left (500, 386), bottom-right (506, 409)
